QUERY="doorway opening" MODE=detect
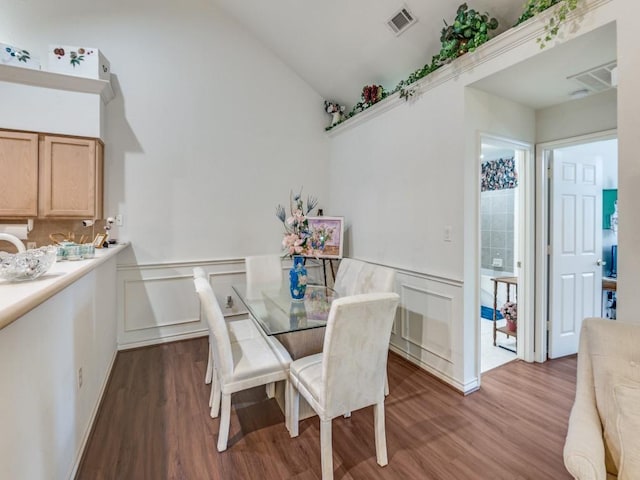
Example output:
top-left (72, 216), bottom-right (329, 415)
top-left (479, 136), bottom-right (530, 373)
top-left (535, 131), bottom-right (618, 361)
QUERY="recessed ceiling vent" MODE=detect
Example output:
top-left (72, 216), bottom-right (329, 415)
top-left (387, 7), bottom-right (417, 36)
top-left (567, 61), bottom-right (617, 93)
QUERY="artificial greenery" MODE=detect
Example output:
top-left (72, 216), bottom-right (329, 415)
top-left (515, 0), bottom-right (579, 48)
top-left (325, 0), bottom-right (579, 131)
top-left (439, 3), bottom-right (498, 62)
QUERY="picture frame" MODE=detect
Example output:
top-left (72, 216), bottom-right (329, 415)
top-left (93, 233), bottom-right (107, 248)
top-left (306, 216), bottom-right (344, 259)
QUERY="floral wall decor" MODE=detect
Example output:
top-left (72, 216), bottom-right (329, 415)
top-left (481, 157), bottom-right (518, 192)
top-left (52, 47), bottom-right (94, 67)
top-left (4, 46), bottom-right (31, 62)
top-left (324, 101), bottom-right (345, 128)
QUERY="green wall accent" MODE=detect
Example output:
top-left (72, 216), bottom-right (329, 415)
top-left (603, 189), bottom-right (617, 229)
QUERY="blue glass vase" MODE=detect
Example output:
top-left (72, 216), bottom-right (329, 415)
top-left (289, 256), bottom-right (308, 300)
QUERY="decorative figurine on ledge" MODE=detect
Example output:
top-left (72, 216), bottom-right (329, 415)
top-left (324, 100), bottom-right (345, 128)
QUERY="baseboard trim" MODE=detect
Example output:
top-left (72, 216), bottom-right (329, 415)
top-left (389, 344), bottom-right (477, 394)
top-left (118, 329), bottom-right (208, 350)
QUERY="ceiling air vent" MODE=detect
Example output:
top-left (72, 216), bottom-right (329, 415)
top-left (567, 61), bottom-right (617, 93)
top-left (387, 7), bottom-right (417, 36)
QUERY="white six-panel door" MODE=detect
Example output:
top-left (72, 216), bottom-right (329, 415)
top-left (548, 149), bottom-right (602, 358)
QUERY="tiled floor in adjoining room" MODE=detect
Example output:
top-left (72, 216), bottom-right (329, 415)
top-left (481, 317), bottom-right (516, 372)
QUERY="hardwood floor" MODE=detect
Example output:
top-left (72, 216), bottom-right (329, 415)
top-left (77, 338), bottom-right (576, 479)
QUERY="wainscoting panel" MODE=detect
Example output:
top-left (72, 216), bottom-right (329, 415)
top-left (400, 284), bottom-right (453, 363)
top-left (117, 257), bottom-right (468, 390)
top-left (117, 259), bottom-right (249, 349)
top-left (116, 258), bottom-right (322, 350)
top-left (123, 276), bottom-right (200, 332)
top-left (388, 268), bottom-right (465, 392)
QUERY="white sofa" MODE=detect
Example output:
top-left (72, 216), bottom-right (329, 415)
top-left (564, 318), bottom-right (640, 480)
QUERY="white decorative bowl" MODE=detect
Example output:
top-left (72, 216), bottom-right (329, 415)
top-left (0, 246), bottom-right (57, 281)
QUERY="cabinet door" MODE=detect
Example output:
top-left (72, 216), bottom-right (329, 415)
top-left (0, 130), bottom-right (39, 217)
top-left (39, 135), bottom-right (103, 218)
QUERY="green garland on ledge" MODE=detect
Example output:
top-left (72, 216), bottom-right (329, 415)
top-left (515, 0), bottom-right (580, 48)
top-left (325, 0), bottom-right (580, 132)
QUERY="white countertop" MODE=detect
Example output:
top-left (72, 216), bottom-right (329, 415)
top-left (0, 243), bottom-right (129, 330)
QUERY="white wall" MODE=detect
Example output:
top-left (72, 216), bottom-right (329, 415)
top-left (0, 0), bottom-right (331, 265)
top-left (328, 3), bottom-right (630, 389)
top-left (330, 82), bottom-right (466, 279)
top-left (612, 6), bottom-right (640, 321)
top-left (329, 68), bottom-right (536, 390)
top-left (1, 0), bottom-right (332, 347)
top-left (536, 89), bottom-right (617, 143)
top-left (0, 83), bottom-right (103, 138)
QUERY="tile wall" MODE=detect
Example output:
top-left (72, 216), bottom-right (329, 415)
top-left (480, 188), bottom-right (515, 273)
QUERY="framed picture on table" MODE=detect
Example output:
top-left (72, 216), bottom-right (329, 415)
top-left (306, 216), bottom-right (344, 259)
top-left (93, 233), bottom-right (107, 248)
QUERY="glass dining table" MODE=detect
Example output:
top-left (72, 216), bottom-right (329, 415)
top-left (233, 283), bottom-right (339, 420)
top-left (232, 283), bottom-right (339, 359)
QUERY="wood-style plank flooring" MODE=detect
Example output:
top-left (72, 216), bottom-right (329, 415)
top-left (77, 338), bottom-right (576, 479)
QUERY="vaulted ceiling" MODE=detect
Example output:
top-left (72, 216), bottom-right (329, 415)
top-left (212, 0), bottom-right (616, 111)
top-left (212, 0), bottom-right (526, 107)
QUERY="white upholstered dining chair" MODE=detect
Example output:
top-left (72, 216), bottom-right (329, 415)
top-left (333, 258), bottom-right (396, 297)
top-left (288, 292), bottom-right (400, 480)
top-left (193, 268), bottom-right (261, 388)
top-left (245, 254), bottom-right (283, 299)
top-left (194, 277), bottom-right (291, 451)
top-left (332, 258), bottom-right (396, 396)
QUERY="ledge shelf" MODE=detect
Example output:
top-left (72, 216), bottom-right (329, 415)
top-left (0, 64), bottom-right (114, 103)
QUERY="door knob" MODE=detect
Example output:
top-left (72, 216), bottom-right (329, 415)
top-left (596, 259), bottom-right (606, 266)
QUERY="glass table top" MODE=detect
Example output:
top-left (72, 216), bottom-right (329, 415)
top-left (232, 283), bottom-right (338, 336)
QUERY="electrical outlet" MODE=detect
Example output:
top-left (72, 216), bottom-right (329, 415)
top-left (115, 214), bottom-right (123, 226)
top-left (78, 367), bottom-right (83, 389)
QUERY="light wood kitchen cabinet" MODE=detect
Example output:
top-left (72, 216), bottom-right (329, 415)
top-left (39, 135), bottom-right (103, 219)
top-left (0, 130), bottom-right (39, 217)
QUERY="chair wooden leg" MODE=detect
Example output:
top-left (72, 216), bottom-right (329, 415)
top-left (205, 343), bottom-right (213, 385)
top-left (266, 382), bottom-right (275, 399)
top-left (289, 382), bottom-right (300, 437)
top-left (320, 418), bottom-right (334, 480)
top-left (210, 376), bottom-right (221, 418)
top-left (373, 401), bottom-right (388, 467)
top-left (217, 393), bottom-right (232, 452)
